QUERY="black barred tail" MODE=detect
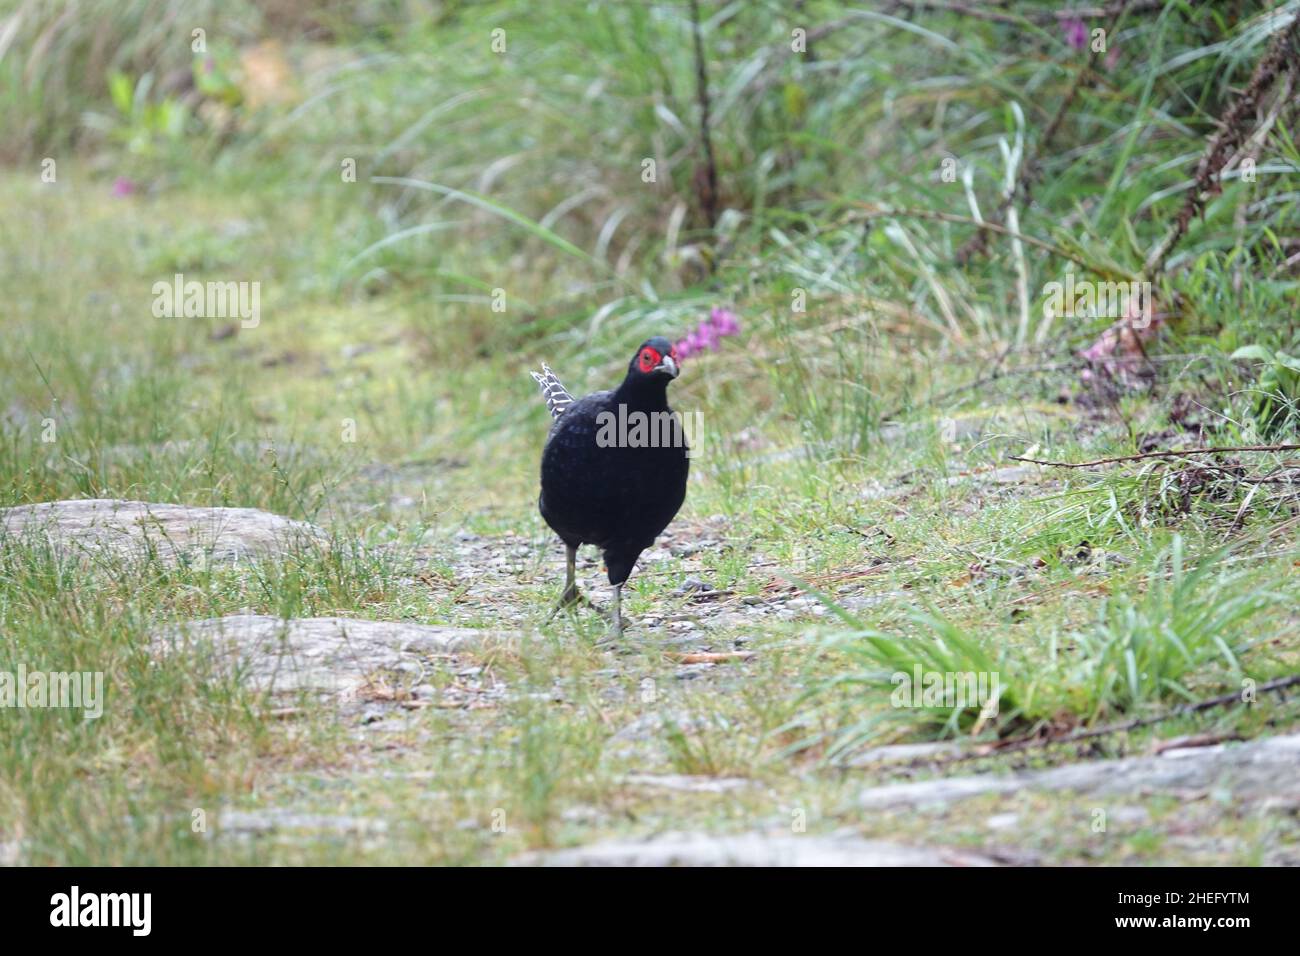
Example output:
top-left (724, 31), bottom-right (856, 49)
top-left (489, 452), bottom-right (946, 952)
top-left (530, 364), bottom-right (575, 421)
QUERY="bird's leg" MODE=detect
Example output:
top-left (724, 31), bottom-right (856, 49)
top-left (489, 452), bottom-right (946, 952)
top-left (596, 582), bottom-right (624, 645)
top-left (549, 545), bottom-right (594, 620)
top-left (560, 545), bottom-right (578, 605)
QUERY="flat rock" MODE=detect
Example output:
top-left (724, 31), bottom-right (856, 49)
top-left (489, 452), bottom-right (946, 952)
top-left (619, 773), bottom-right (754, 793)
top-left (514, 830), bottom-right (996, 867)
top-left (846, 741), bottom-right (964, 767)
top-left (0, 499), bottom-right (324, 565)
top-left (153, 614), bottom-right (519, 700)
top-left (856, 733), bottom-right (1300, 810)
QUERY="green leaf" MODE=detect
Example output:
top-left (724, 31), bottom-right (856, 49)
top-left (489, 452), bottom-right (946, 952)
top-left (1273, 351), bottom-right (1300, 374)
top-left (371, 176), bottom-right (605, 269)
top-left (1229, 345), bottom-right (1274, 362)
top-left (108, 71), bottom-right (133, 116)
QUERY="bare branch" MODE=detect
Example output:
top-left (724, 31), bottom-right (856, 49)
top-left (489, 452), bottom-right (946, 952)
top-left (1010, 444), bottom-right (1300, 468)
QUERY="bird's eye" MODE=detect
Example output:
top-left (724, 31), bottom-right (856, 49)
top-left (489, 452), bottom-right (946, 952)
top-left (639, 348), bottom-right (660, 373)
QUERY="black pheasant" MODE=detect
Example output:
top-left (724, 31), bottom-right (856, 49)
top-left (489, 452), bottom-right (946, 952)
top-left (532, 337), bottom-right (689, 638)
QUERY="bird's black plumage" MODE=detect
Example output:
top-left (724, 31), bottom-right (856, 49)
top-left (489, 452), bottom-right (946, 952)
top-left (534, 336), bottom-right (689, 635)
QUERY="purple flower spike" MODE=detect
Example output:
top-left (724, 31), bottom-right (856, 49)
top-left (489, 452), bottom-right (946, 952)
top-left (676, 307), bottom-right (741, 363)
top-left (1062, 17), bottom-right (1087, 50)
top-left (697, 322), bottom-right (720, 352)
top-left (709, 306), bottom-right (740, 336)
top-left (111, 176), bottom-right (136, 198)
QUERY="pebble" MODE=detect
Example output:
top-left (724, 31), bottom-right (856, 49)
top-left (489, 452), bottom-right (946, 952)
top-left (676, 576), bottom-right (714, 595)
top-left (675, 664), bottom-right (715, 680)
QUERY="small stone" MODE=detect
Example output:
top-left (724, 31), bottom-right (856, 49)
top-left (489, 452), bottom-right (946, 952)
top-left (675, 663), bottom-right (714, 680)
top-left (364, 718), bottom-right (417, 733)
top-left (560, 805), bottom-right (608, 824)
top-left (676, 576), bottom-right (714, 594)
top-left (1108, 806), bottom-right (1151, 826)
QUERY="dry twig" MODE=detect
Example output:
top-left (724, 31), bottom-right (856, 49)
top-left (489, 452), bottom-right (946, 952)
top-left (868, 674), bottom-right (1300, 771)
top-left (1009, 443), bottom-right (1300, 468)
top-left (669, 651), bottom-right (756, 664)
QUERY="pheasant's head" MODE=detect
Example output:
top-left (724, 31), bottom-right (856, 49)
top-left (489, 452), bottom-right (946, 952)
top-left (627, 336), bottom-right (679, 382)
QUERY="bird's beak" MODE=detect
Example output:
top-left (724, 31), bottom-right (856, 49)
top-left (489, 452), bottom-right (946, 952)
top-left (655, 355), bottom-right (679, 379)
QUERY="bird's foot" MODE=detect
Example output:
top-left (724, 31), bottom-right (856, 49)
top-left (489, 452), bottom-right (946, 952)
top-left (548, 584), bottom-right (593, 620)
top-left (594, 621), bottom-right (624, 647)
top-left (589, 601), bottom-right (634, 627)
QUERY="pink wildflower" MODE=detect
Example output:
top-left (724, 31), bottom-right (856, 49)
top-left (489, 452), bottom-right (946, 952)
top-left (1062, 17), bottom-right (1087, 50)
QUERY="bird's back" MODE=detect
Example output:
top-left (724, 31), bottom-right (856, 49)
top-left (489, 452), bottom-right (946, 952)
top-left (539, 390), bottom-right (688, 553)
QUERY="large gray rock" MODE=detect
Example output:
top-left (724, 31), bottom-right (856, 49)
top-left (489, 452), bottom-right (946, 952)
top-left (153, 614), bottom-right (519, 701)
top-left (515, 830), bottom-right (996, 867)
top-left (856, 733), bottom-right (1300, 810)
top-left (0, 499), bottom-right (324, 565)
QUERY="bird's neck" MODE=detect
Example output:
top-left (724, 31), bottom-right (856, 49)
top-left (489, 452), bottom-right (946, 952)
top-left (613, 377), bottom-right (670, 412)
